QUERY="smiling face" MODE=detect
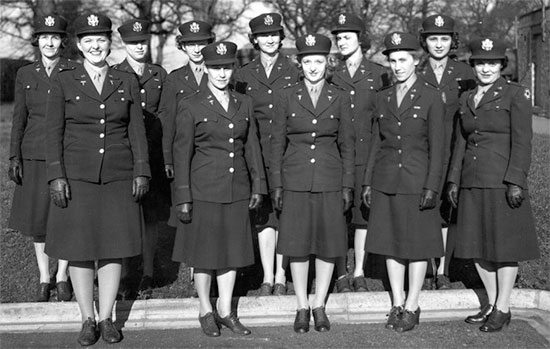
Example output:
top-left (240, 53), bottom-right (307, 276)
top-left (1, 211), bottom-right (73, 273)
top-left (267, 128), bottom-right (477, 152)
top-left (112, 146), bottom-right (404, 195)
top-left (255, 31), bottom-right (281, 55)
top-left (388, 50), bottom-right (419, 83)
top-left (206, 64), bottom-right (234, 91)
top-left (183, 40), bottom-right (209, 64)
top-left (335, 31), bottom-right (360, 57)
top-left (300, 54), bottom-right (327, 84)
top-left (124, 39), bottom-right (149, 62)
top-left (38, 34), bottom-right (62, 59)
top-left (473, 59), bottom-right (502, 85)
top-left (77, 34), bottom-right (110, 66)
top-left (425, 34), bottom-right (452, 59)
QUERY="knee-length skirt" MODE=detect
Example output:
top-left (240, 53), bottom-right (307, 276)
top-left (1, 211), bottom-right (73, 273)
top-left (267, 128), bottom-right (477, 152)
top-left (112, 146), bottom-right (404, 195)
top-left (8, 160), bottom-right (49, 238)
top-left (45, 179), bottom-right (142, 261)
top-left (366, 189), bottom-right (443, 259)
top-left (172, 199), bottom-right (254, 270)
top-left (453, 188), bottom-right (539, 262)
top-left (278, 191), bottom-right (348, 258)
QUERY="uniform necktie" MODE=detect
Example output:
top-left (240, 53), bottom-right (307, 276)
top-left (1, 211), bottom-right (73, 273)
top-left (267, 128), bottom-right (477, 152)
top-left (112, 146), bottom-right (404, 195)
top-left (92, 72), bottom-right (103, 94)
top-left (310, 86), bottom-right (320, 108)
top-left (218, 92), bottom-right (229, 112)
top-left (396, 83), bottom-right (407, 108)
top-left (193, 66), bottom-right (203, 84)
top-left (347, 61), bottom-right (358, 77)
top-left (474, 87), bottom-right (486, 107)
top-left (45, 65), bottom-right (53, 77)
top-left (433, 63), bottom-right (444, 84)
top-left (136, 66), bottom-right (144, 76)
top-left (264, 62), bottom-right (273, 78)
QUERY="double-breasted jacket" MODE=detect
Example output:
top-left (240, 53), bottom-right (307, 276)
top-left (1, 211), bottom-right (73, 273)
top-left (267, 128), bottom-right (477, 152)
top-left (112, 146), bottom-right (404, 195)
top-left (447, 78), bottom-right (532, 190)
top-left (46, 64), bottom-right (150, 183)
top-left (364, 79), bottom-right (445, 194)
top-left (10, 59), bottom-right (78, 161)
top-left (173, 90), bottom-right (267, 205)
top-left (270, 81), bottom-right (355, 193)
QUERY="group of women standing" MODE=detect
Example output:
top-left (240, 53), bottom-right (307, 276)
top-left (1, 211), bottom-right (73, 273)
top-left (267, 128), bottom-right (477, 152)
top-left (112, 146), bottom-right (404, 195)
top-left (7, 9), bottom-right (539, 346)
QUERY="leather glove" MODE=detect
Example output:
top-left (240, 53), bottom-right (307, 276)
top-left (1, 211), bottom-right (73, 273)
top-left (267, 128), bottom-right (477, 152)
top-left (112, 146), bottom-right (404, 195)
top-left (506, 184), bottom-right (524, 209)
top-left (272, 187), bottom-right (283, 211)
top-left (342, 187), bottom-right (353, 212)
top-left (248, 193), bottom-right (263, 210)
top-left (446, 183), bottom-right (459, 208)
top-left (132, 176), bottom-right (149, 202)
top-left (164, 164), bottom-right (174, 179)
top-left (8, 157), bottom-right (23, 185)
top-left (361, 186), bottom-right (372, 208)
top-left (176, 203), bottom-right (192, 223)
top-left (50, 178), bottom-right (70, 208)
top-left (419, 189), bottom-right (437, 210)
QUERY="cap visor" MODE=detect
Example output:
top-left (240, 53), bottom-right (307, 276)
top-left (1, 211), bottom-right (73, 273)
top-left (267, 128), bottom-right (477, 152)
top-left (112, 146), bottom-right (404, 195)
top-left (251, 26), bottom-right (283, 35)
top-left (204, 58), bottom-right (236, 65)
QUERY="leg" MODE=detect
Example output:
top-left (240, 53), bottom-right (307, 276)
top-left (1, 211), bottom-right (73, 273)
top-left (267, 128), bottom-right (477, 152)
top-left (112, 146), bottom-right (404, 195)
top-left (69, 261), bottom-right (96, 322)
top-left (474, 259), bottom-right (498, 306)
top-left (495, 263), bottom-right (519, 312)
top-left (215, 268), bottom-right (236, 317)
top-left (56, 259), bottom-right (70, 282)
top-left (96, 259), bottom-right (122, 321)
top-left (436, 227), bottom-right (448, 276)
top-left (274, 230), bottom-right (288, 285)
top-left (290, 257), bottom-right (310, 309)
top-left (386, 256), bottom-right (406, 306)
top-left (194, 269), bottom-right (214, 316)
top-left (405, 259), bottom-right (428, 311)
top-left (312, 257), bottom-right (335, 309)
top-left (352, 228), bottom-right (367, 277)
top-left (34, 242), bottom-right (50, 283)
top-left (258, 227), bottom-right (276, 285)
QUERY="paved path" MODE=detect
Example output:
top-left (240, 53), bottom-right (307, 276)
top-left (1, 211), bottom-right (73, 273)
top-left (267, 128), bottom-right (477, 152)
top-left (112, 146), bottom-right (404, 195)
top-left (534, 115), bottom-right (550, 135)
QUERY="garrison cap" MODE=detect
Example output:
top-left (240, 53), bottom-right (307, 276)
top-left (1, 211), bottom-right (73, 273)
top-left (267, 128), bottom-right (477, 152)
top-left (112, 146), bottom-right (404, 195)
top-left (420, 14), bottom-right (456, 35)
top-left (201, 41), bottom-right (237, 65)
top-left (118, 19), bottom-right (151, 42)
top-left (469, 36), bottom-right (507, 60)
top-left (249, 13), bottom-right (284, 35)
top-left (382, 32), bottom-right (420, 55)
top-left (331, 13), bottom-right (364, 34)
top-left (178, 21), bottom-right (214, 42)
top-left (34, 15), bottom-right (67, 35)
top-left (74, 13), bottom-right (112, 36)
top-left (296, 34), bottom-right (331, 55)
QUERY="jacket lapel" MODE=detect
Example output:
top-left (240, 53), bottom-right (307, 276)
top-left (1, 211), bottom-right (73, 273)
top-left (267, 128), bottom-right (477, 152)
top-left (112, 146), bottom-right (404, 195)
top-left (398, 80), bottom-right (421, 116)
top-left (226, 93), bottom-right (241, 119)
top-left (100, 68), bottom-right (123, 100)
top-left (314, 84), bottom-right (337, 115)
top-left (73, 66), bottom-right (102, 102)
top-left (140, 64), bottom-right (156, 84)
top-left (476, 78), bottom-right (505, 108)
top-left (295, 83), bottom-right (316, 115)
top-left (385, 86), bottom-right (399, 120)
top-left (352, 58), bottom-right (373, 83)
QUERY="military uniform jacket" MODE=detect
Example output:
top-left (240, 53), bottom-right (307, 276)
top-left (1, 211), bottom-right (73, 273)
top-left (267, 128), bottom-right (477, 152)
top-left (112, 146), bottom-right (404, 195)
top-left (10, 59), bottom-right (78, 161)
top-left (447, 78), bottom-right (532, 189)
top-left (233, 55), bottom-right (301, 183)
top-left (158, 65), bottom-right (208, 165)
top-left (270, 81), bottom-right (355, 192)
top-left (46, 64), bottom-right (150, 183)
top-left (364, 79), bottom-right (445, 194)
top-left (330, 58), bottom-right (389, 165)
top-left (173, 89), bottom-right (267, 204)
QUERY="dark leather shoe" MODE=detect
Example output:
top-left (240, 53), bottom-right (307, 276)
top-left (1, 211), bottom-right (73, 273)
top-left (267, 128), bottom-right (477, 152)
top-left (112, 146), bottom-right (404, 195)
top-left (259, 282), bottom-right (273, 296)
top-left (385, 305), bottom-right (403, 329)
top-left (98, 318), bottom-right (122, 343)
top-left (273, 283), bottom-right (286, 296)
top-left (56, 281), bottom-right (72, 301)
top-left (199, 312), bottom-right (220, 337)
top-left (294, 308), bottom-right (310, 333)
top-left (215, 311), bottom-right (251, 335)
top-left (137, 275), bottom-right (153, 300)
top-left (465, 304), bottom-right (494, 324)
top-left (352, 276), bottom-right (368, 292)
top-left (77, 317), bottom-right (98, 346)
top-left (312, 306), bottom-right (330, 332)
top-left (336, 276), bottom-right (352, 293)
top-left (436, 275), bottom-right (452, 290)
top-left (37, 283), bottom-right (51, 302)
top-left (395, 307), bottom-right (421, 332)
top-left (479, 307), bottom-right (511, 332)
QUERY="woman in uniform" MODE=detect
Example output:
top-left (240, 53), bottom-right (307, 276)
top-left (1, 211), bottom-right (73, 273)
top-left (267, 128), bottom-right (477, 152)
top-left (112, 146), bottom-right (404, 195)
top-left (447, 37), bottom-right (539, 332)
top-left (362, 32), bottom-right (445, 332)
top-left (45, 13), bottom-right (150, 346)
top-left (271, 33), bottom-right (355, 333)
top-left (330, 13), bottom-right (389, 293)
top-left (233, 12), bottom-right (300, 296)
top-left (417, 14), bottom-right (476, 289)
top-left (114, 19), bottom-right (168, 300)
top-left (8, 14), bottom-right (74, 303)
top-left (172, 41), bottom-right (266, 337)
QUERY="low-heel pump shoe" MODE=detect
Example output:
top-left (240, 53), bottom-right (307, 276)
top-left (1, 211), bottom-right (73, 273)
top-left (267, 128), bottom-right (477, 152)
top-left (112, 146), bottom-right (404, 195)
top-left (385, 305), bottom-right (403, 330)
top-left (312, 306), bottom-right (330, 332)
top-left (98, 318), bottom-right (122, 343)
top-left (465, 304), bottom-right (494, 324)
top-left (199, 312), bottom-right (220, 337)
top-left (37, 283), bottom-right (51, 302)
top-left (294, 308), bottom-right (310, 333)
top-left (77, 317), bottom-right (98, 346)
top-left (215, 311), bottom-right (251, 335)
top-left (56, 281), bottom-right (72, 301)
top-left (395, 307), bottom-right (421, 332)
top-left (479, 307), bottom-right (511, 332)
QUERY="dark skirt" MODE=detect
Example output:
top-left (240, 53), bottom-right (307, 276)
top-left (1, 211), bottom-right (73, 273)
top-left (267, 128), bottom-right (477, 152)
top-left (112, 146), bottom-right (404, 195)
top-left (351, 164), bottom-right (369, 228)
top-left (278, 191), bottom-right (347, 258)
top-left (250, 192), bottom-right (278, 232)
top-left (8, 160), bottom-right (50, 237)
top-left (453, 188), bottom-right (539, 262)
top-left (172, 199), bottom-right (254, 269)
top-left (366, 189), bottom-right (443, 259)
top-left (45, 179), bottom-right (142, 261)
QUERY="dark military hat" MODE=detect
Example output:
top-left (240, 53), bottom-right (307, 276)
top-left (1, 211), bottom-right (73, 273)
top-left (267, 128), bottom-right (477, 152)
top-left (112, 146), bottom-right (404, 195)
top-left (420, 14), bottom-right (456, 35)
top-left (469, 36), bottom-right (507, 60)
top-left (382, 32), bottom-right (420, 55)
top-left (118, 19), bottom-right (151, 42)
top-left (331, 13), bottom-right (364, 34)
top-left (249, 13), bottom-right (284, 35)
top-left (34, 15), bottom-right (67, 35)
top-left (74, 13), bottom-right (112, 36)
top-left (178, 20), bottom-right (214, 42)
top-left (295, 34), bottom-right (331, 55)
top-left (201, 41), bottom-right (237, 65)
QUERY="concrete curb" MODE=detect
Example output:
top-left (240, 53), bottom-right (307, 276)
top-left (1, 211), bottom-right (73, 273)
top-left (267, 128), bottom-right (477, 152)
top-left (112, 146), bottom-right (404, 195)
top-left (1, 289), bottom-right (549, 334)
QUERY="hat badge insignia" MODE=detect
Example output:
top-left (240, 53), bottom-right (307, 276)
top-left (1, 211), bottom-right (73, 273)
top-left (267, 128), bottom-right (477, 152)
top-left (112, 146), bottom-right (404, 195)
top-left (338, 14), bottom-right (346, 25)
top-left (264, 15), bottom-right (274, 26)
top-left (481, 38), bottom-right (493, 51)
top-left (305, 34), bottom-right (316, 46)
top-left (190, 22), bottom-right (200, 33)
top-left (216, 43), bottom-right (227, 55)
top-left (45, 16), bottom-right (55, 26)
top-left (133, 22), bottom-right (142, 32)
top-left (391, 33), bottom-right (401, 45)
top-left (434, 16), bottom-right (444, 27)
top-left (87, 14), bottom-right (99, 26)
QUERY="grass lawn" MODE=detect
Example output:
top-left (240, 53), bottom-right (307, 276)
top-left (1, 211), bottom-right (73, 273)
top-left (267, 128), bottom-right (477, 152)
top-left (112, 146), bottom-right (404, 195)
top-left (1, 102), bottom-right (549, 303)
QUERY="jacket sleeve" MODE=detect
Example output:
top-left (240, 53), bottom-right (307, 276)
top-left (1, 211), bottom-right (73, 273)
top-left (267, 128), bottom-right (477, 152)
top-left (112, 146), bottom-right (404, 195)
top-left (363, 97), bottom-right (382, 187)
top-left (127, 74), bottom-right (151, 178)
top-left (173, 100), bottom-right (195, 204)
top-left (337, 92), bottom-right (355, 189)
top-left (244, 100), bottom-right (267, 195)
top-left (504, 86), bottom-right (532, 188)
top-left (269, 90), bottom-right (288, 190)
top-left (45, 73), bottom-right (67, 182)
top-left (447, 96), bottom-right (468, 186)
top-left (158, 76), bottom-right (177, 165)
top-left (9, 70), bottom-right (27, 160)
top-left (424, 90), bottom-right (445, 192)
